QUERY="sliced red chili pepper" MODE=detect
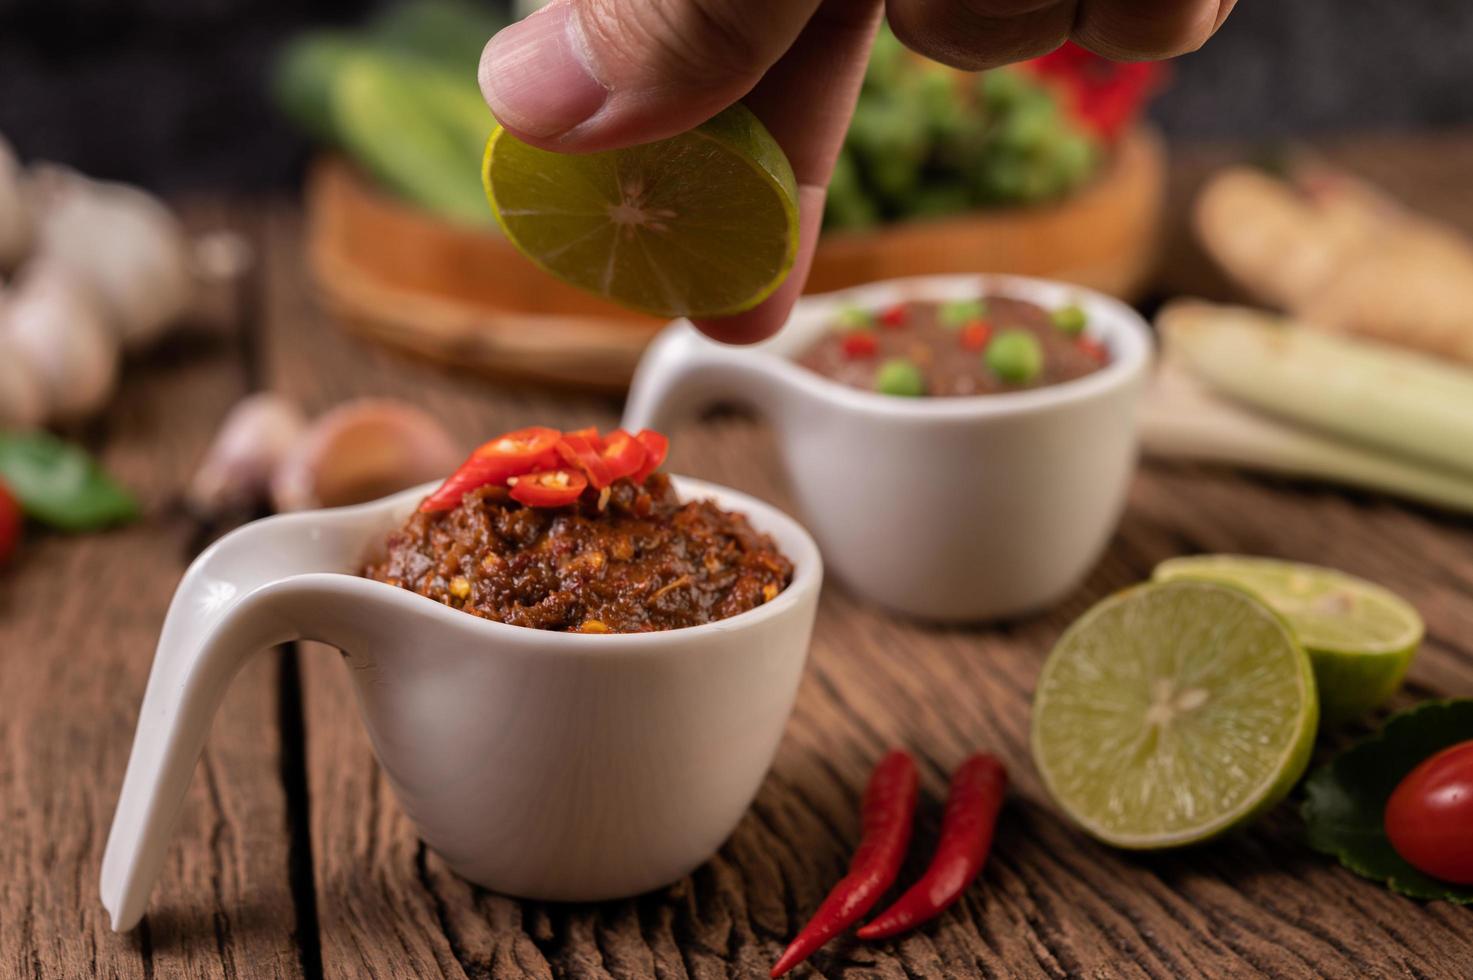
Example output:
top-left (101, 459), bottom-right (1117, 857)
top-left (509, 468), bottom-right (587, 508)
top-left (598, 429), bottom-right (648, 482)
top-left (420, 426), bottom-right (563, 512)
top-left (556, 433), bottom-right (615, 488)
top-left (1077, 336), bottom-right (1108, 363)
top-left (841, 332), bottom-right (879, 359)
top-left (565, 426), bottom-right (604, 450)
top-left (856, 754), bottom-right (1007, 941)
top-left (770, 750), bottom-right (917, 978)
top-left (959, 320), bottom-right (992, 352)
top-left (630, 430), bottom-right (669, 484)
top-left (879, 303), bottom-right (909, 328)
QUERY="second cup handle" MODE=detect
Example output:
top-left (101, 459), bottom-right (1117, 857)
top-left (622, 323), bottom-right (789, 432)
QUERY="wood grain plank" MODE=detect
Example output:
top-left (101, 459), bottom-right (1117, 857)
top-left (0, 202), bottom-right (304, 979)
top-left (256, 132), bottom-right (1473, 980)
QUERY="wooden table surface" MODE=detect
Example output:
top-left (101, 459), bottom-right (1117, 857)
top-left (4, 135), bottom-right (1473, 979)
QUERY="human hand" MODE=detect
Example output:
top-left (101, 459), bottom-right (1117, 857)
top-left (479, 0), bottom-right (1236, 343)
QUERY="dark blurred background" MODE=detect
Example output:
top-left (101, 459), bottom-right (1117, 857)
top-left (3, 0), bottom-right (1472, 192)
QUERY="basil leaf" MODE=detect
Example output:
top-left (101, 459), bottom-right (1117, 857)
top-left (0, 431), bottom-right (139, 531)
top-left (1302, 699), bottom-right (1473, 903)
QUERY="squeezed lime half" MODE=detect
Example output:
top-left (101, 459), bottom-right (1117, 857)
top-left (1154, 555), bottom-right (1422, 726)
top-left (1031, 580), bottom-right (1318, 849)
top-left (482, 103), bottom-right (799, 319)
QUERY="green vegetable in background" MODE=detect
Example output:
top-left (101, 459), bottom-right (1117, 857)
top-left (0, 432), bottom-right (138, 531)
top-left (334, 55), bottom-right (496, 225)
top-left (826, 24), bottom-right (1101, 231)
top-left (272, 0), bottom-right (505, 225)
top-left (1302, 699), bottom-right (1473, 903)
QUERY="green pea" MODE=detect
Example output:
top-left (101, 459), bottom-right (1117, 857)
top-left (939, 299), bottom-right (988, 329)
top-left (835, 304), bottom-right (875, 331)
top-left (1050, 304), bottom-right (1088, 336)
top-left (875, 357), bottom-right (927, 397)
top-left (986, 329), bottom-right (1044, 383)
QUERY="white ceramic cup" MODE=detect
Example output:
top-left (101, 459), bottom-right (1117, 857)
top-left (623, 274), bottom-right (1152, 622)
top-left (101, 477), bottom-right (821, 931)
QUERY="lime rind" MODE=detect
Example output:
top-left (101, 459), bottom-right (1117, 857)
top-left (1032, 580), bottom-right (1318, 850)
top-left (483, 103), bottom-right (799, 319)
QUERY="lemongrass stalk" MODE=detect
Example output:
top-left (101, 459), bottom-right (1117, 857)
top-left (1140, 357), bottom-right (1473, 515)
top-left (1157, 301), bottom-right (1473, 479)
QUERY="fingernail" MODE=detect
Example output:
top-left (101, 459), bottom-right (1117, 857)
top-left (479, 2), bottom-right (608, 140)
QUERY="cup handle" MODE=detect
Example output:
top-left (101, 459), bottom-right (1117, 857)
top-left (100, 507), bottom-right (378, 931)
top-left (622, 323), bottom-right (790, 432)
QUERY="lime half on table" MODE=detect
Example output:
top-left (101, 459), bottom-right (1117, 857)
top-left (482, 103), bottom-right (799, 319)
top-left (1032, 580), bottom-right (1318, 849)
top-left (1154, 556), bottom-right (1422, 727)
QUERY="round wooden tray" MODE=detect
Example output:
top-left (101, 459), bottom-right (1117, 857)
top-left (304, 127), bottom-right (1165, 390)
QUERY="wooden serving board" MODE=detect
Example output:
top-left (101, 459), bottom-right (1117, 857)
top-left (304, 128), bottom-right (1165, 390)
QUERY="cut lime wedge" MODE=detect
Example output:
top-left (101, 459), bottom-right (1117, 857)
top-left (482, 103), bottom-right (799, 318)
top-left (1154, 555), bottom-right (1422, 726)
top-left (1031, 580), bottom-right (1318, 849)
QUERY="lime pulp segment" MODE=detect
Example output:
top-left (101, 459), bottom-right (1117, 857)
top-left (1031, 580), bottom-right (1318, 849)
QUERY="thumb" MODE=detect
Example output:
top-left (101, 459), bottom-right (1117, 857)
top-left (479, 0), bottom-right (820, 152)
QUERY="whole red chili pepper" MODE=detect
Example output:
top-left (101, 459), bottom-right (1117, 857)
top-left (856, 754), bottom-right (1008, 941)
top-left (770, 750), bottom-right (918, 978)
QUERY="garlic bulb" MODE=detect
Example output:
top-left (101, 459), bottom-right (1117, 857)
top-left (28, 164), bottom-right (192, 350)
top-left (0, 135), bottom-right (32, 272)
top-left (2, 261), bottom-right (119, 422)
top-left (187, 393), bottom-right (308, 518)
top-left (0, 297), bottom-right (46, 425)
top-left (271, 399), bottom-right (462, 512)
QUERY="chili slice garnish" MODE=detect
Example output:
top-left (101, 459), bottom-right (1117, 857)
top-left (630, 429), bottom-right (669, 484)
top-left (419, 425), bottom-right (562, 512)
top-left (555, 432), bottom-right (615, 488)
top-left (841, 332), bottom-right (879, 359)
top-left (597, 429), bottom-right (648, 483)
top-left (959, 320), bottom-right (992, 352)
top-left (879, 303), bottom-right (908, 328)
top-left (565, 426), bottom-right (604, 450)
top-left (856, 754), bottom-right (1008, 941)
top-left (1077, 336), bottom-right (1108, 363)
top-left (770, 750), bottom-right (918, 978)
top-left (508, 468), bottom-right (587, 508)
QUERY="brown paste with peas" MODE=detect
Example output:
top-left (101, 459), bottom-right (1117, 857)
top-left (797, 295), bottom-right (1108, 397)
top-left (364, 472), bottom-right (793, 634)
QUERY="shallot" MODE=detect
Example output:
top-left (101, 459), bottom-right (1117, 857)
top-left (187, 393), bottom-right (308, 518)
top-left (270, 399), bottom-right (462, 512)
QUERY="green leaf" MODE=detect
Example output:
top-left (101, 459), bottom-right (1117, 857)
top-left (1302, 699), bottom-right (1473, 903)
top-left (0, 432), bottom-right (139, 532)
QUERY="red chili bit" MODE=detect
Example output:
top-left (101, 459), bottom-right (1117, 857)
top-left (856, 754), bottom-right (1008, 941)
top-left (879, 303), bottom-right (909, 328)
top-left (770, 750), bottom-right (918, 978)
top-left (841, 332), bottom-right (879, 359)
top-left (1077, 336), bottom-right (1108, 363)
top-left (959, 321), bottom-right (992, 351)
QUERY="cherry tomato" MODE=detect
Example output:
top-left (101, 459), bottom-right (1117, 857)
top-left (597, 429), bottom-right (647, 483)
top-left (959, 321), bottom-right (992, 352)
top-left (631, 430), bottom-right (669, 484)
top-left (841, 332), bottom-right (878, 359)
top-left (420, 426), bottom-right (562, 511)
top-left (509, 468), bottom-right (587, 508)
top-left (555, 432), bottom-right (615, 488)
top-left (0, 480), bottom-right (20, 564)
top-left (1384, 739), bottom-right (1473, 884)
